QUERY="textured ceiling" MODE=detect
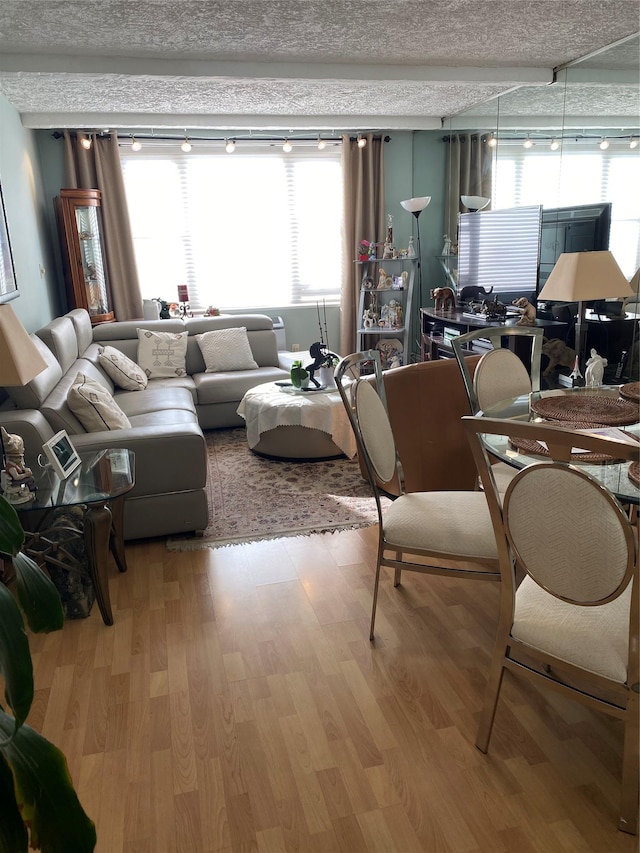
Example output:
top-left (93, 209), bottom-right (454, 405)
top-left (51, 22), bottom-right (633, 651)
top-left (0, 1), bottom-right (637, 130)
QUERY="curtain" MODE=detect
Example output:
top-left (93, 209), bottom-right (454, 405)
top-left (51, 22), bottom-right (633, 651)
top-left (340, 134), bottom-right (386, 355)
top-left (444, 133), bottom-right (493, 250)
top-left (63, 131), bottom-right (143, 320)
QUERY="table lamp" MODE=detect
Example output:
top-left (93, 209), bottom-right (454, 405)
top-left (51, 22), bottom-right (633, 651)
top-left (0, 303), bottom-right (48, 470)
top-left (400, 196), bottom-right (431, 326)
top-left (537, 251), bottom-right (634, 363)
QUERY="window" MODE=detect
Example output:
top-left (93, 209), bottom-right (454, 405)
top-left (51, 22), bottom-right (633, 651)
top-left (121, 144), bottom-right (343, 310)
top-left (493, 145), bottom-right (640, 277)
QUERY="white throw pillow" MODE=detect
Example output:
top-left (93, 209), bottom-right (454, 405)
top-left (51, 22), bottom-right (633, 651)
top-left (98, 345), bottom-right (148, 391)
top-left (68, 373), bottom-right (131, 432)
top-left (137, 329), bottom-right (188, 379)
top-left (196, 327), bottom-right (259, 373)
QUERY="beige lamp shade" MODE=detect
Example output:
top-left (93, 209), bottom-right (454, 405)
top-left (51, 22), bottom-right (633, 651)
top-left (0, 304), bottom-right (48, 386)
top-left (538, 251), bottom-right (634, 302)
top-left (628, 267), bottom-right (640, 295)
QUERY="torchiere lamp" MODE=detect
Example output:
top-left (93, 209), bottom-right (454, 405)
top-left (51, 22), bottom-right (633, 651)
top-left (400, 196), bottom-right (431, 325)
top-left (0, 303), bottom-right (48, 470)
top-left (537, 250), bottom-right (634, 364)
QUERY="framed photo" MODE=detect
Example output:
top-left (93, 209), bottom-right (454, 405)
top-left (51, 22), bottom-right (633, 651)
top-left (0, 183), bottom-right (18, 304)
top-left (41, 430), bottom-right (82, 479)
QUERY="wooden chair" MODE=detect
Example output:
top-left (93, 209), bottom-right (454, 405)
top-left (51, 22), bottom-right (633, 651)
top-left (462, 416), bottom-right (639, 835)
top-left (334, 351), bottom-right (500, 641)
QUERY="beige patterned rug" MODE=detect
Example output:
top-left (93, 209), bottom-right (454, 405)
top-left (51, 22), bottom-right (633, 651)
top-left (167, 428), bottom-right (387, 550)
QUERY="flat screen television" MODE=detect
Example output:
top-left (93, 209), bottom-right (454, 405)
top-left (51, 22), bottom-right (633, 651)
top-left (539, 202), bottom-right (611, 291)
top-left (457, 205), bottom-right (542, 305)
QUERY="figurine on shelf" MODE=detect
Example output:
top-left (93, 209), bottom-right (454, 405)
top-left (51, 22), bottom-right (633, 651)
top-left (362, 306), bottom-right (377, 329)
top-left (570, 354), bottom-right (584, 387)
top-left (430, 286), bottom-right (456, 312)
top-left (358, 239), bottom-right (372, 261)
top-left (512, 296), bottom-right (537, 326)
top-left (1, 427), bottom-right (36, 504)
top-left (441, 234), bottom-right (452, 255)
top-left (585, 348), bottom-right (608, 386)
top-left (407, 236), bottom-right (416, 257)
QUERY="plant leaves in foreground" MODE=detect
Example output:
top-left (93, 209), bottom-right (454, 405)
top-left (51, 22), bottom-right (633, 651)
top-left (13, 552), bottom-right (64, 634)
top-left (0, 752), bottom-right (28, 852)
top-left (0, 496), bottom-right (24, 558)
top-left (0, 709), bottom-right (96, 853)
top-left (0, 582), bottom-right (33, 731)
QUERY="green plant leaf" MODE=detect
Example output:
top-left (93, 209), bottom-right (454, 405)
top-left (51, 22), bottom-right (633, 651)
top-left (0, 709), bottom-right (97, 853)
top-left (0, 496), bottom-right (25, 558)
top-left (13, 553), bottom-right (64, 634)
top-left (0, 582), bottom-right (33, 733)
top-left (0, 752), bottom-right (28, 852)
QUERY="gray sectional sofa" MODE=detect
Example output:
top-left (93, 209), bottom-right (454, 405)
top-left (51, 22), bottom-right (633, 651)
top-left (0, 309), bottom-right (289, 540)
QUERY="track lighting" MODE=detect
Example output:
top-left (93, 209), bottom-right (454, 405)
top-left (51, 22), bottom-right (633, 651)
top-left (80, 134), bottom-right (92, 150)
top-left (599, 137), bottom-right (610, 150)
top-left (282, 139), bottom-right (293, 152)
top-left (357, 134), bottom-right (367, 149)
top-left (523, 135), bottom-right (533, 149)
top-left (131, 137), bottom-right (142, 152)
top-left (225, 138), bottom-right (236, 153)
top-left (487, 134), bottom-right (497, 148)
top-left (181, 137), bottom-right (192, 153)
top-left (631, 137), bottom-right (639, 149)
top-left (317, 136), bottom-right (326, 150)
top-left (550, 138), bottom-right (560, 151)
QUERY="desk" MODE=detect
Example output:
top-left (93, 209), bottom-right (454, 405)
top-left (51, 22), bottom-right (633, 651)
top-left (420, 307), bottom-right (567, 362)
top-left (480, 386), bottom-right (640, 505)
top-left (14, 448), bottom-right (135, 625)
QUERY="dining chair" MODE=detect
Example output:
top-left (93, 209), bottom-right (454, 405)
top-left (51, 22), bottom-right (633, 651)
top-left (334, 350), bottom-right (500, 641)
top-left (451, 325), bottom-right (544, 416)
top-left (462, 415), bottom-right (639, 835)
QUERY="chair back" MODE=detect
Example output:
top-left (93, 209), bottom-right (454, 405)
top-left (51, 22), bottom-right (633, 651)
top-left (452, 326), bottom-right (544, 415)
top-left (335, 351), bottom-right (402, 498)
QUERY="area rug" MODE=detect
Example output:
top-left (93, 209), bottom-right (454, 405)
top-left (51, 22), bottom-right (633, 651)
top-left (167, 428), bottom-right (388, 550)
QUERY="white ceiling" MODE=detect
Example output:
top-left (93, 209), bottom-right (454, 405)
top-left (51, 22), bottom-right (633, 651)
top-left (0, 1), bottom-right (637, 131)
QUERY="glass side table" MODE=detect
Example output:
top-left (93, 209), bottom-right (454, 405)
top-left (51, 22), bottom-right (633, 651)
top-left (10, 448), bottom-right (135, 626)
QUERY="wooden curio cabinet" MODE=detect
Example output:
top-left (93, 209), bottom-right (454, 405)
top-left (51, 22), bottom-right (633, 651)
top-left (55, 188), bottom-right (114, 324)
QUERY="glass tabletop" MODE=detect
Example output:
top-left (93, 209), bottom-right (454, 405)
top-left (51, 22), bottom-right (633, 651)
top-left (479, 386), bottom-right (640, 504)
top-left (13, 448), bottom-right (135, 511)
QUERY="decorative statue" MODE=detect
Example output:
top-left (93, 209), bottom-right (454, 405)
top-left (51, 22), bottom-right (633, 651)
top-left (1, 426), bottom-right (36, 504)
top-left (542, 338), bottom-right (577, 378)
top-left (305, 342), bottom-right (340, 388)
top-left (512, 296), bottom-right (537, 326)
top-left (585, 348), bottom-right (608, 386)
top-left (407, 236), bottom-right (416, 257)
top-left (430, 286), bottom-right (456, 312)
top-left (441, 234), bottom-right (452, 255)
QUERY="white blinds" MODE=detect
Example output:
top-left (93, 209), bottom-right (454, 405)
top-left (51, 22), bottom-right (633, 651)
top-left (457, 205), bottom-right (542, 295)
top-left (121, 144), bottom-right (343, 310)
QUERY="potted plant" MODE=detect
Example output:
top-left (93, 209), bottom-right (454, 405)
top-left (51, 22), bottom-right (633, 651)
top-left (0, 494), bottom-right (96, 852)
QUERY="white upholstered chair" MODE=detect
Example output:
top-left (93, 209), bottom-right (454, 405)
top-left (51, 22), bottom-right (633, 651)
top-left (334, 350), bottom-right (500, 641)
top-left (463, 415), bottom-right (639, 835)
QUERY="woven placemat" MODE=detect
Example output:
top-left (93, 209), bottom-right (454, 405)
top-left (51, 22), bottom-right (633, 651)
top-left (530, 394), bottom-right (638, 426)
top-left (508, 422), bottom-right (625, 463)
top-left (629, 462), bottom-right (640, 487)
top-left (619, 382), bottom-right (640, 403)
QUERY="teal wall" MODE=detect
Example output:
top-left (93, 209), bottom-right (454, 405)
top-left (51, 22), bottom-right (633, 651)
top-left (0, 96), bottom-right (60, 331)
top-left (2, 112), bottom-right (449, 356)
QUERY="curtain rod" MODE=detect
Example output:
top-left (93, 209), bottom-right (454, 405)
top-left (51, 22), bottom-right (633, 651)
top-left (52, 131), bottom-right (391, 143)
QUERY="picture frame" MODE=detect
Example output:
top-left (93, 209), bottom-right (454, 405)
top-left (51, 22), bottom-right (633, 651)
top-left (41, 430), bottom-right (82, 479)
top-left (0, 183), bottom-right (18, 304)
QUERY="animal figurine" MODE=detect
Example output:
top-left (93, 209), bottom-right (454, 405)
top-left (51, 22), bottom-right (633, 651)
top-left (430, 286), bottom-right (456, 312)
top-left (541, 338), bottom-right (576, 377)
top-left (512, 296), bottom-right (537, 326)
top-left (585, 348), bottom-right (608, 386)
top-left (458, 285), bottom-right (493, 303)
top-left (305, 341), bottom-right (340, 388)
top-left (1, 426), bottom-right (36, 504)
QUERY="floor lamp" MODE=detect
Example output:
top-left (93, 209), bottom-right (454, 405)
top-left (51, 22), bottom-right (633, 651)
top-left (400, 196), bottom-right (431, 357)
top-left (537, 251), bottom-right (634, 366)
top-left (0, 303), bottom-right (48, 471)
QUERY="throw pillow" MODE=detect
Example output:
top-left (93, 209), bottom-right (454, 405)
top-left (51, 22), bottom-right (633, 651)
top-left (196, 327), bottom-right (259, 373)
top-left (137, 329), bottom-right (188, 379)
top-left (98, 345), bottom-right (148, 391)
top-left (68, 373), bottom-right (131, 432)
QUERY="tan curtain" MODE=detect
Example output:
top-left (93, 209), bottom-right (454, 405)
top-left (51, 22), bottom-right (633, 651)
top-left (63, 131), bottom-right (143, 320)
top-left (340, 133), bottom-right (386, 355)
top-left (444, 133), bottom-right (493, 250)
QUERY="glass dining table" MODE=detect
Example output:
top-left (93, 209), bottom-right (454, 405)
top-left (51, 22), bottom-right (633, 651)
top-left (478, 384), bottom-right (640, 505)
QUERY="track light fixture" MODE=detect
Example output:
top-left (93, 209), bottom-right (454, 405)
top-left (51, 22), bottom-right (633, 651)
top-left (131, 137), bottom-right (142, 151)
top-left (282, 138), bottom-right (293, 152)
top-left (631, 137), bottom-right (639, 149)
top-left (80, 134), bottom-right (92, 150)
top-left (317, 136), bottom-right (326, 150)
top-left (599, 137), bottom-right (610, 150)
top-left (356, 134), bottom-right (367, 149)
top-left (487, 134), bottom-right (497, 148)
top-left (523, 135), bottom-right (534, 149)
top-left (181, 137), bottom-right (192, 153)
top-left (225, 138), bottom-right (236, 153)
top-left (550, 138), bottom-right (560, 151)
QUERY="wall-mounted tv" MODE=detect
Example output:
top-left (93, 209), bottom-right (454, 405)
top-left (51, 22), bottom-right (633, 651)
top-left (539, 202), bottom-right (611, 290)
top-left (457, 205), bottom-right (542, 303)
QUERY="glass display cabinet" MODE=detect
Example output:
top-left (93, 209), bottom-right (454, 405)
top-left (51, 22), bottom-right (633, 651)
top-left (55, 188), bottom-right (114, 324)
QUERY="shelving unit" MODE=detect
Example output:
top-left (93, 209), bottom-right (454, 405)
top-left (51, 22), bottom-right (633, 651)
top-left (356, 257), bottom-right (416, 368)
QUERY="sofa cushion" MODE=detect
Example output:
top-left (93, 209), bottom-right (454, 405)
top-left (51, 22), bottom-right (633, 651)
top-left (196, 327), bottom-right (259, 373)
top-left (98, 345), bottom-right (148, 390)
top-left (68, 373), bottom-right (131, 431)
top-left (137, 330), bottom-right (188, 379)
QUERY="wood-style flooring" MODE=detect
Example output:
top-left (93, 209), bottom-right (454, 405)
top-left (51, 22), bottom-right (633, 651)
top-left (26, 526), bottom-right (637, 852)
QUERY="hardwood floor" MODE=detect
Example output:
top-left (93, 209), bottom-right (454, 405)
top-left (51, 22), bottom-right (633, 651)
top-left (27, 527), bottom-right (637, 852)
